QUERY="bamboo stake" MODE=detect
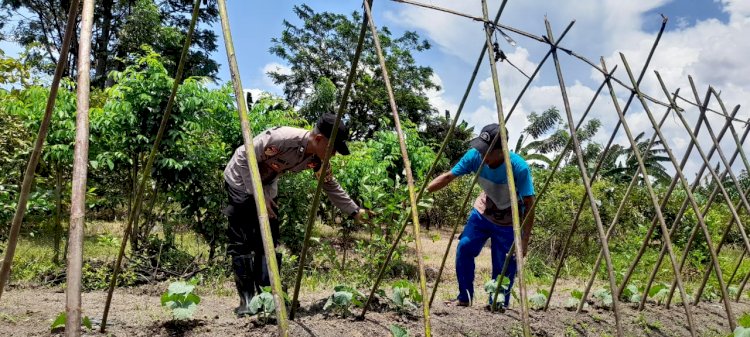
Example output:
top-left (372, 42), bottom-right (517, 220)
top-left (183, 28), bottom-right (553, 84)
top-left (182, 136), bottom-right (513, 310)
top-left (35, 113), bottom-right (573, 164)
top-left (546, 23), bottom-right (624, 335)
top-left (0, 0), bottom-right (80, 300)
top-left (480, 1), bottom-right (530, 334)
top-left (660, 94), bottom-right (744, 308)
top-left (547, 16), bottom-right (668, 307)
top-left (616, 98), bottom-right (706, 298)
top-left (429, 20), bottom-right (576, 309)
top-left (728, 249), bottom-right (747, 286)
top-left (100, 0), bottom-right (203, 330)
top-left (621, 54), bottom-right (699, 336)
top-left (576, 89), bottom-right (677, 313)
top-left (362, 2), bottom-right (431, 335)
top-left (364, 0), bottom-right (511, 316)
top-left (739, 268), bottom-right (750, 302)
top-left (217, 1), bottom-right (289, 335)
top-left (289, 0), bottom-right (371, 320)
top-left (640, 90), bottom-right (729, 308)
top-left (65, 0), bottom-right (95, 334)
top-left (638, 73), bottom-right (735, 329)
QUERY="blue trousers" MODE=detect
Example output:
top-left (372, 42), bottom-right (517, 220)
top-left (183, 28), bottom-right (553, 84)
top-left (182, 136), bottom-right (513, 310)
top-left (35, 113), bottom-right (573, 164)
top-left (456, 209), bottom-right (517, 305)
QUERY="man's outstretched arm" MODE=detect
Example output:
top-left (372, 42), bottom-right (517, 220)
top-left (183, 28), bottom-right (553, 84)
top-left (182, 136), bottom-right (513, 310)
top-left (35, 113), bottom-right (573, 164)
top-left (427, 171), bottom-right (457, 193)
top-left (521, 195), bottom-right (536, 256)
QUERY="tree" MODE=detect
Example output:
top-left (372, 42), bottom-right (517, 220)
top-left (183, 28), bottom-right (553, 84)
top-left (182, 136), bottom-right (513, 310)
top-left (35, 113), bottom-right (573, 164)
top-left (0, 0), bottom-right (219, 87)
top-left (601, 132), bottom-right (671, 185)
top-left (268, 4), bottom-right (439, 141)
top-left (513, 107), bottom-right (601, 169)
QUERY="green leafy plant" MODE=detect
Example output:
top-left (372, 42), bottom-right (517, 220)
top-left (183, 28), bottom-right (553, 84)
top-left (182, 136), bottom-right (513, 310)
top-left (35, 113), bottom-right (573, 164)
top-left (50, 312), bottom-right (93, 332)
top-left (249, 286), bottom-right (290, 325)
top-left (733, 313), bottom-right (750, 336)
top-left (323, 285), bottom-right (366, 317)
top-left (390, 323), bottom-right (410, 337)
top-left (529, 289), bottom-right (549, 311)
top-left (593, 288), bottom-right (613, 309)
top-left (564, 289), bottom-right (583, 310)
top-left (391, 280), bottom-right (421, 314)
top-left (484, 276), bottom-right (513, 310)
top-left (622, 284), bottom-right (642, 303)
top-left (160, 280), bottom-right (201, 320)
top-left (648, 283), bottom-right (670, 305)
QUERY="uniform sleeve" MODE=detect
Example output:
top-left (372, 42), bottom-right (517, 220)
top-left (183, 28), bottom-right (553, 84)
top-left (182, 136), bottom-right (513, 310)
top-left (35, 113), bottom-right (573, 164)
top-left (450, 149), bottom-right (481, 177)
top-left (237, 132), bottom-right (273, 194)
top-left (320, 169), bottom-right (359, 215)
top-left (514, 161), bottom-right (535, 197)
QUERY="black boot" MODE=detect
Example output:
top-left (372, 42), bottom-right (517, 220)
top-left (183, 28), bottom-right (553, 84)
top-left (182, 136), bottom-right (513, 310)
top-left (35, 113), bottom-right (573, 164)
top-left (232, 254), bottom-right (256, 316)
top-left (259, 252), bottom-right (284, 291)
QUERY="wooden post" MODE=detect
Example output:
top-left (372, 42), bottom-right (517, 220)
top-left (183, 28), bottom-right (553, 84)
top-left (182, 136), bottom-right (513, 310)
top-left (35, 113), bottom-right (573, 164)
top-left (576, 90), bottom-right (677, 312)
top-left (620, 54), bottom-right (704, 336)
top-left (364, 0), bottom-right (512, 316)
top-left (290, 0), bottom-right (371, 320)
top-left (547, 22), bottom-right (624, 336)
top-left (65, 0), bottom-right (95, 335)
top-left (430, 20), bottom-right (576, 309)
top-left (0, 0), bottom-right (80, 300)
top-left (479, 0), bottom-right (531, 334)
top-left (545, 16), bottom-right (668, 306)
top-left (100, 0), bottom-right (203, 331)
top-left (217, 0), bottom-right (289, 335)
top-left (362, 2), bottom-right (431, 335)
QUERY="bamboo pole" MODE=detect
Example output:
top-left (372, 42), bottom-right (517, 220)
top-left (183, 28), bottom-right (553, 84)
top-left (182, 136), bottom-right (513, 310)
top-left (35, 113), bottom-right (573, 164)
top-left (389, 3), bottom-right (746, 121)
top-left (639, 90), bottom-right (731, 308)
top-left (637, 73), bottom-right (735, 329)
top-left (490, 77), bottom-right (614, 312)
top-left (289, 0), bottom-right (371, 320)
top-left (616, 94), bottom-right (706, 299)
top-left (429, 20), bottom-right (576, 309)
top-left (217, 1), bottom-right (289, 335)
top-left (546, 23), bottom-right (624, 335)
top-left (65, 0), bottom-right (95, 334)
top-left (576, 89), bottom-right (678, 313)
top-left (362, 1), bottom-right (431, 335)
top-left (728, 249), bottom-right (747, 286)
top-left (694, 159), bottom-right (750, 304)
top-left (0, 0), bottom-right (80, 300)
top-left (100, 0), bottom-right (203, 330)
top-left (620, 54), bottom-right (698, 336)
top-left (660, 95), bottom-right (744, 307)
top-left (739, 269), bottom-right (750, 302)
top-left (480, 1), bottom-right (530, 335)
top-left (363, 0), bottom-right (511, 316)
top-left (546, 16), bottom-right (668, 307)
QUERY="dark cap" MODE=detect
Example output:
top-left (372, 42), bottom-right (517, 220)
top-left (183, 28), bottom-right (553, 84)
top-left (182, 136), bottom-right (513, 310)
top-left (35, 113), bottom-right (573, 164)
top-left (316, 113), bottom-right (351, 156)
top-left (469, 123), bottom-right (506, 154)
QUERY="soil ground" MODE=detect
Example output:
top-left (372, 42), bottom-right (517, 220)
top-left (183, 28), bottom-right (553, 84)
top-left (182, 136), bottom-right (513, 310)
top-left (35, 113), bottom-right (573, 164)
top-left (0, 230), bottom-right (745, 336)
top-left (0, 283), bottom-right (744, 337)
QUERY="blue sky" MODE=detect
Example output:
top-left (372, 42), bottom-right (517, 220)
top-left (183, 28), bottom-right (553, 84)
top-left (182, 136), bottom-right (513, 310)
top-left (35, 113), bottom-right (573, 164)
top-left (212, 0), bottom-right (750, 176)
top-left (2, 0), bottom-right (749, 177)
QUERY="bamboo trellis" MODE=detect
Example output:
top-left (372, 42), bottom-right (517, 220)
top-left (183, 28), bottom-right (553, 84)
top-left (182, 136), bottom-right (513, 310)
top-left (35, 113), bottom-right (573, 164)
top-left (0, 1), bottom-right (748, 337)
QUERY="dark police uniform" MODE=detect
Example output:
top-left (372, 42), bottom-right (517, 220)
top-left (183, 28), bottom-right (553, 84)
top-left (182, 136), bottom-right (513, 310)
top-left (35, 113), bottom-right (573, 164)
top-left (223, 123), bottom-right (360, 314)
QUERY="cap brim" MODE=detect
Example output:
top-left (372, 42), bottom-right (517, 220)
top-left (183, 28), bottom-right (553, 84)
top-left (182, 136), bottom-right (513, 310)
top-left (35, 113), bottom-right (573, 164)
top-left (469, 137), bottom-right (490, 154)
top-left (335, 141), bottom-right (350, 156)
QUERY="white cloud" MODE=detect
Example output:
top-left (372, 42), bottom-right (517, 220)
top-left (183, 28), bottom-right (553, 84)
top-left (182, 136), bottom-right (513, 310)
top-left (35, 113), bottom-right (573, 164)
top-left (425, 73), bottom-right (458, 116)
top-left (388, 0), bottom-right (750, 177)
top-left (261, 62), bottom-right (291, 93)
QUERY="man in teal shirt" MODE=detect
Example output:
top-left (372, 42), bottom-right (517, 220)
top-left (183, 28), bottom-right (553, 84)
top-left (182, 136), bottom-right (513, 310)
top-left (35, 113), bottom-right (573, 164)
top-left (427, 123), bottom-right (536, 307)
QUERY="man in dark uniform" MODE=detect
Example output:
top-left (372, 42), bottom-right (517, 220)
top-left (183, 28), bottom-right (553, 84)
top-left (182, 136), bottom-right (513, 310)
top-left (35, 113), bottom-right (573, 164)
top-left (223, 113), bottom-right (370, 315)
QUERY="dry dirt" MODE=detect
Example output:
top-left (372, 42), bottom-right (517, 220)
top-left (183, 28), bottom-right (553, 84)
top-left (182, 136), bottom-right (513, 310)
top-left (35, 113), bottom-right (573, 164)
top-left (0, 281), bottom-right (746, 337)
top-left (1, 230), bottom-right (746, 336)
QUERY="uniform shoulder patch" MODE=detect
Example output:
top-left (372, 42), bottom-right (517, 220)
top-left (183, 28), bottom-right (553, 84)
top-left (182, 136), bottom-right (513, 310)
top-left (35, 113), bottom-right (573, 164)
top-left (264, 145), bottom-right (279, 157)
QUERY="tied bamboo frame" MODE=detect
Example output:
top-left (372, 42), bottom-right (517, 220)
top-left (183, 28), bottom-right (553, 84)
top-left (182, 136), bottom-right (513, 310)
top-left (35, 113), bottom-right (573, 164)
top-left (1, 1), bottom-right (749, 336)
